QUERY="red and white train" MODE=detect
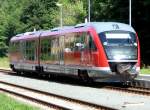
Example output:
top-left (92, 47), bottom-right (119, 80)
top-left (9, 22), bottom-right (140, 82)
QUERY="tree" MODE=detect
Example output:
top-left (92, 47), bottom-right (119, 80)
top-left (20, 0), bottom-right (58, 31)
top-left (83, 0), bottom-right (129, 23)
top-left (132, 0), bottom-right (150, 66)
top-left (0, 0), bottom-right (28, 55)
top-left (54, 0), bottom-right (86, 26)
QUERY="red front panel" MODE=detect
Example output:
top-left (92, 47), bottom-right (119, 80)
top-left (88, 28), bottom-right (109, 67)
top-left (136, 33), bottom-right (141, 68)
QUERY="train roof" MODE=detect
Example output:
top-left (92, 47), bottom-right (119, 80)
top-left (10, 22), bottom-right (136, 42)
top-left (77, 22), bottom-right (136, 33)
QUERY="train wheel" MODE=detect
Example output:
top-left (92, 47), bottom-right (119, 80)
top-left (16, 71), bottom-right (24, 75)
top-left (78, 70), bottom-right (92, 83)
top-left (16, 71), bottom-right (21, 75)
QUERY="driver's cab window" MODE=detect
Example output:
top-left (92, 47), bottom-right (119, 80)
top-left (74, 32), bottom-right (97, 51)
top-left (86, 32), bottom-right (97, 51)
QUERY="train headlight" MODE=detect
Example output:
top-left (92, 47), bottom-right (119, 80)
top-left (113, 55), bottom-right (126, 60)
top-left (132, 65), bottom-right (136, 70)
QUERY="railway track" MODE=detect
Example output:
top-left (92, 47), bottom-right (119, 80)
top-left (1, 69), bottom-right (150, 96)
top-left (0, 69), bottom-right (150, 96)
top-left (104, 85), bottom-right (150, 96)
top-left (0, 79), bottom-right (115, 110)
top-left (0, 68), bottom-right (150, 110)
top-left (0, 68), bottom-right (12, 73)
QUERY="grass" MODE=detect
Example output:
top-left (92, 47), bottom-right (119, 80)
top-left (140, 68), bottom-right (150, 75)
top-left (0, 57), bottom-right (9, 69)
top-left (0, 93), bottom-right (40, 110)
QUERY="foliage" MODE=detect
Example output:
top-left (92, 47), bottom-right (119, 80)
top-left (83, 0), bottom-right (129, 23)
top-left (20, 0), bottom-right (58, 31)
top-left (0, 0), bottom-right (27, 55)
top-left (56, 0), bottom-right (86, 26)
top-left (131, 0), bottom-right (150, 66)
top-left (140, 68), bottom-right (150, 74)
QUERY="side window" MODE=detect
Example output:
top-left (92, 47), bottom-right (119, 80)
top-left (9, 42), bottom-right (16, 53)
top-left (74, 33), bottom-right (86, 51)
top-left (64, 32), bottom-right (97, 52)
top-left (74, 32), bottom-right (97, 51)
top-left (64, 33), bottom-right (76, 52)
top-left (40, 36), bottom-right (61, 62)
top-left (87, 33), bottom-right (97, 51)
top-left (51, 37), bottom-right (59, 61)
top-left (9, 42), bottom-right (20, 53)
top-left (40, 38), bottom-right (51, 61)
top-left (25, 40), bottom-right (36, 61)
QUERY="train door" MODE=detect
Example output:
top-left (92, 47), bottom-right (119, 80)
top-left (23, 40), bottom-right (37, 71)
top-left (59, 36), bottom-right (65, 65)
top-left (19, 40), bottom-right (25, 70)
top-left (57, 36), bottom-right (64, 73)
top-left (14, 41), bottom-right (23, 70)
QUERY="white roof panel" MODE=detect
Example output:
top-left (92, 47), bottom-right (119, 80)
top-left (77, 22), bottom-right (136, 33)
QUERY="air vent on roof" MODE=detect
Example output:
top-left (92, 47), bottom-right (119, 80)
top-left (15, 33), bottom-right (24, 37)
top-left (15, 30), bottom-right (43, 37)
top-left (75, 23), bottom-right (87, 28)
top-left (51, 27), bottom-right (61, 31)
top-left (24, 32), bottom-right (35, 35)
top-left (15, 32), bottom-right (34, 37)
top-left (63, 26), bottom-right (74, 29)
top-left (51, 26), bottom-right (74, 32)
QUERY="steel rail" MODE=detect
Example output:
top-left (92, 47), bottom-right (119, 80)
top-left (0, 80), bottom-right (116, 110)
top-left (0, 87), bottom-right (68, 110)
top-left (104, 85), bottom-right (150, 96)
top-left (0, 68), bottom-right (12, 73)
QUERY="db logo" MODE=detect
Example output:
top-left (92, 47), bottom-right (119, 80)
top-left (112, 24), bottom-right (119, 30)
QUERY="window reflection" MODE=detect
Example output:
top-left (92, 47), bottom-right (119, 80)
top-left (25, 41), bottom-right (36, 61)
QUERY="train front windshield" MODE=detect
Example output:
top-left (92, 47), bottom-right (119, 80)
top-left (99, 32), bottom-right (138, 60)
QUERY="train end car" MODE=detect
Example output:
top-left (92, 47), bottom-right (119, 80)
top-left (9, 22), bottom-right (140, 83)
top-left (84, 22), bottom-right (140, 82)
top-left (9, 31), bottom-right (42, 73)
